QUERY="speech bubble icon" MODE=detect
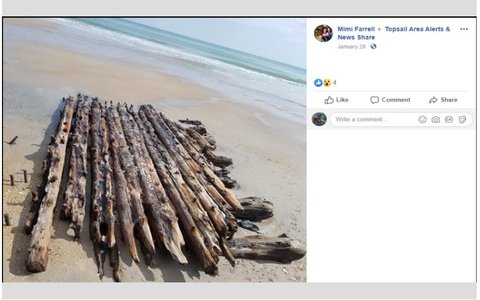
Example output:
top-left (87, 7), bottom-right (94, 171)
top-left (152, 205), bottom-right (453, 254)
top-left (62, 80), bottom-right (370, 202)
top-left (370, 96), bottom-right (380, 104)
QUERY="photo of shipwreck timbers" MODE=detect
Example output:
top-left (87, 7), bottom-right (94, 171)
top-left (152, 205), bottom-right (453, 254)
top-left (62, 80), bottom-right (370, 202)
top-left (20, 94), bottom-right (305, 281)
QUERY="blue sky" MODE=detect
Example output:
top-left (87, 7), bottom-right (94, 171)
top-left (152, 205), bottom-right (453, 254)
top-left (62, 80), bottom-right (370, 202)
top-left (130, 18), bottom-right (306, 68)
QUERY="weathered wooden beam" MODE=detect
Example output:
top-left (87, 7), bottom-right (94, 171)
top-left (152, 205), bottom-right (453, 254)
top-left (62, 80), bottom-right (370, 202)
top-left (184, 127), bottom-right (235, 169)
top-left (218, 175), bottom-right (237, 189)
top-left (148, 108), bottom-right (240, 266)
top-left (118, 105), bottom-right (187, 264)
top-left (26, 95), bottom-right (77, 273)
top-left (106, 197), bottom-right (120, 282)
top-left (189, 125), bottom-right (207, 136)
top-left (90, 99), bottom-right (107, 278)
top-left (165, 118), bottom-right (242, 212)
top-left (185, 127), bottom-right (216, 152)
top-left (227, 234), bottom-right (306, 264)
top-left (140, 105), bottom-right (228, 238)
top-left (24, 156), bottom-right (53, 233)
top-left (24, 127), bottom-right (60, 234)
top-left (136, 110), bottom-right (220, 274)
top-left (90, 99), bottom-right (120, 281)
top-left (60, 98), bottom-right (90, 239)
top-left (107, 106), bottom-right (155, 262)
top-left (106, 106), bottom-right (142, 264)
top-left (7, 136), bottom-right (18, 145)
top-left (178, 119), bottom-right (202, 126)
top-left (232, 197), bottom-right (274, 222)
top-left (162, 118), bottom-right (239, 241)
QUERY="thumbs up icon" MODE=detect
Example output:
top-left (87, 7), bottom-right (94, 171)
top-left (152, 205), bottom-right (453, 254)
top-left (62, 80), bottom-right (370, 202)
top-left (325, 96), bottom-right (334, 104)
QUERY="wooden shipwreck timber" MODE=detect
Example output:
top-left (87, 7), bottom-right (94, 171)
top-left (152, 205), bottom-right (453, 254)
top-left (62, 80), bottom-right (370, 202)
top-left (23, 94), bottom-right (305, 281)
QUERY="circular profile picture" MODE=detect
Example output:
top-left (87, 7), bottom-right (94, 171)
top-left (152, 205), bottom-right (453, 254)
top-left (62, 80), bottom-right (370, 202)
top-left (314, 25), bottom-right (333, 42)
top-left (312, 112), bottom-right (327, 126)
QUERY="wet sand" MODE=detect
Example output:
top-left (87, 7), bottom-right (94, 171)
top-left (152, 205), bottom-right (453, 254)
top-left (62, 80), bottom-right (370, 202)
top-left (2, 18), bottom-right (306, 282)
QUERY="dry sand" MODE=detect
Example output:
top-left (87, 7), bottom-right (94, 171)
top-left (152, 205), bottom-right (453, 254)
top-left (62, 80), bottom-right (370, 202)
top-left (2, 18), bottom-right (306, 282)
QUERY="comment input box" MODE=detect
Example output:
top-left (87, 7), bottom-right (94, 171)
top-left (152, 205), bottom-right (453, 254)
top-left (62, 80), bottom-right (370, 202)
top-left (330, 113), bottom-right (472, 127)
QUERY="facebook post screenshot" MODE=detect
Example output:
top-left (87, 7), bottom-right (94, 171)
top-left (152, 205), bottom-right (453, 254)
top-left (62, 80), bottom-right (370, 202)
top-left (1, 0), bottom-right (477, 299)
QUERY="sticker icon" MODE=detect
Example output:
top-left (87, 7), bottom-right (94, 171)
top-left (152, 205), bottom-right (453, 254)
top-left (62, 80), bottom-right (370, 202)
top-left (324, 79), bottom-right (332, 87)
top-left (314, 79), bottom-right (323, 87)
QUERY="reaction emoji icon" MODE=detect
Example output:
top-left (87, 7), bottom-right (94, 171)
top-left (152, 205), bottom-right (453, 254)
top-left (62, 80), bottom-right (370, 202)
top-left (324, 79), bottom-right (332, 87)
top-left (314, 78), bottom-right (323, 87)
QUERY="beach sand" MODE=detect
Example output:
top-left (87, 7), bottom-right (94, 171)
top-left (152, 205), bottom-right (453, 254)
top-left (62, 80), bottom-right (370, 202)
top-left (2, 18), bottom-right (306, 282)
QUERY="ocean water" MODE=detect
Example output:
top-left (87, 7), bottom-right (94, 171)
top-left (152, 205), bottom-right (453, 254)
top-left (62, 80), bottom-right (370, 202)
top-left (7, 18), bottom-right (306, 123)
